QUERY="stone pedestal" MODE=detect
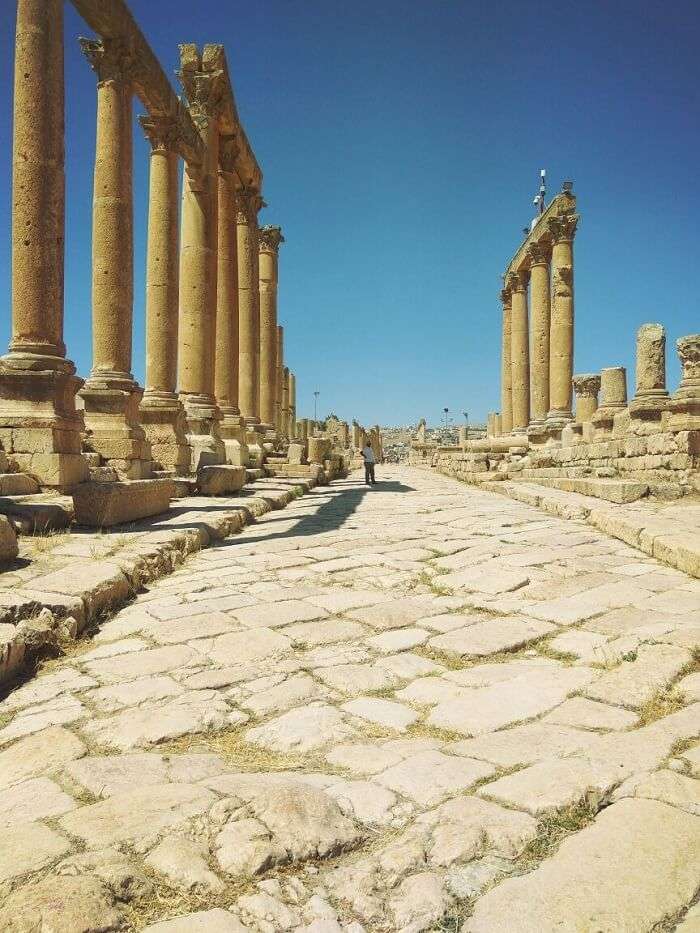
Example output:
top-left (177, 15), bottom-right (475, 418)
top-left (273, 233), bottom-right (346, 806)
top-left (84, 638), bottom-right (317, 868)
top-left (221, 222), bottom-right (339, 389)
top-left (571, 373), bottom-right (600, 443)
top-left (139, 115), bottom-right (190, 474)
top-left (527, 242), bottom-right (550, 442)
top-left (629, 323), bottom-right (669, 426)
top-left (592, 366), bottom-right (627, 437)
top-left (500, 286), bottom-right (513, 434)
top-left (79, 37), bottom-right (152, 479)
top-left (508, 271), bottom-right (530, 432)
top-left (545, 214), bottom-right (578, 437)
top-left (668, 335), bottom-right (700, 431)
top-left (0, 0), bottom-right (87, 490)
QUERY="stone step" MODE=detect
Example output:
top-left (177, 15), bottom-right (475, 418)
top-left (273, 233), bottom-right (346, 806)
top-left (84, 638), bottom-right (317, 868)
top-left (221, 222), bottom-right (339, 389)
top-left (522, 476), bottom-right (649, 504)
top-left (73, 479), bottom-right (174, 528)
top-left (197, 465), bottom-right (247, 496)
top-left (0, 494), bottom-right (73, 534)
top-left (246, 468), bottom-right (265, 482)
top-left (0, 473), bottom-right (40, 496)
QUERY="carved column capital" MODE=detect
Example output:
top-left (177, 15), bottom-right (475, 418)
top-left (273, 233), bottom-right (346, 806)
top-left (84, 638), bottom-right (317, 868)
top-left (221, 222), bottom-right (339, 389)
top-left (572, 373), bottom-right (601, 398)
top-left (500, 286), bottom-right (512, 306)
top-left (527, 240), bottom-right (550, 267)
top-left (218, 134), bottom-right (240, 174)
top-left (548, 214), bottom-right (579, 244)
top-left (79, 36), bottom-right (134, 85)
top-left (236, 186), bottom-right (265, 224)
top-left (139, 113), bottom-right (180, 152)
top-left (508, 270), bottom-right (529, 293)
top-left (177, 50), bottom-right (226, 130)
top-left (258, 225), bottom-right (285, 254)
top-left (677, 335), bottom-right (700, 380)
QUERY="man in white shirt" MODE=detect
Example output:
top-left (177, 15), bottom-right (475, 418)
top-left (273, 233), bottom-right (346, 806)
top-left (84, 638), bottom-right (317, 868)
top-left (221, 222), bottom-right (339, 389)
top-left (361, 443), bottom-right (376, 485)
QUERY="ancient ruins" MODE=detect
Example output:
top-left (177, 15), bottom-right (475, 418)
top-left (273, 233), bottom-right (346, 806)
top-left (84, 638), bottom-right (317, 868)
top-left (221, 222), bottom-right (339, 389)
top-left (1, 2), bottom-right (699, 932)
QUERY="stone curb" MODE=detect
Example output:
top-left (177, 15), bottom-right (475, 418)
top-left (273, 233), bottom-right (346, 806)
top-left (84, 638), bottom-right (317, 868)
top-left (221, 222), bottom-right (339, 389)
top-left (0, 477), bottom-right (316, 690)
top-left (481, 480), bottom-right (699, 579)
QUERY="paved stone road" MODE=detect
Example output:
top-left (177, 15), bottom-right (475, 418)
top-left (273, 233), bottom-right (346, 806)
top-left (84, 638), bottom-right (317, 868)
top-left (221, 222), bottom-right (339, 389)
top-left (1, 466), bottom-right (699, 931)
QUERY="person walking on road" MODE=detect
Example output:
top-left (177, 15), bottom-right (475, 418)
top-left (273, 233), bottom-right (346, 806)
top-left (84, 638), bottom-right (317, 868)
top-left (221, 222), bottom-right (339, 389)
top-left (361, 442), bottom-right (376, 485)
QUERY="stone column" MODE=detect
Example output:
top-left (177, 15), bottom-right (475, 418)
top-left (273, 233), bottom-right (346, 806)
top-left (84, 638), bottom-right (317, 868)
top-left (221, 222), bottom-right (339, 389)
top-left (494, 413), bottom-right (502, 435)
top-left (486, 413), bottom-right (495, 437)
top-left (236, 186), bottom-right (264, 433)
top-left (215, 156), bottom-right (248, 467)
top-left (288, 372), bottom-right (297, 439)
top-left (573, 374), bottom-right (601, 424)
top-left (139, 114), bottom-right (189, 474)
top-left (546, 213), bottom-right (578, 435)
top-left (499, 286), bottom-right (513, 434)
top-left (352, 422), bottom-right (361, 448)
top-left (276, 326), bottom-right (285, 434)
top-left (508, 271), bottom-right (530, 432)
top-left (668, 335), bottom-right (700, 431)
top-left (79, 38), bottom-right (152, 479)
top-left (258, 226), bottom-right (284, 434)
top-left (630, 323), bottom-right (669, 422)
top-left (177, 52), bottom-right (225, 470)
top-left (527, 241), bottom-right (551, 439)
top-left (280, 368), bottom-right (290, 439)
top-left (0, 0), bottom-right (87, 489)
top-left (592, 366), bottom-right (627, 436)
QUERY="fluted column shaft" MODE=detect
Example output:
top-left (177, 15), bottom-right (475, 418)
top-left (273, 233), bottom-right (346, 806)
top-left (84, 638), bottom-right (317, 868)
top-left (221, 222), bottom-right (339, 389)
top-left (500, 288), bottom-right (513, 433)
top-left (288, 371), bottom-right (296, 439)
top-left (281, 367), bottom-right (290, 438)
top-left (546, 214), bottom-right (578, 429)
top-left (509, 271), bottom-right (530, 431)
top-left (216, 167), bottom-right (241, 424)
top-left (276, 326), bottom-right (284, 432)
top-left (527, 243), bottom-right (551, 433)
top-left (237, 188), bottom-right (263, 426)
top-left (258, 226), bottom-right (284, 432)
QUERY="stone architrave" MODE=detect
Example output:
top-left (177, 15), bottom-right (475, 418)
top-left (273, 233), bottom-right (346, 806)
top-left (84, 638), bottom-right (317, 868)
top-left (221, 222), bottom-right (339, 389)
top-left (258, 226), bottom-right (284, 435)
top-left (629, 323), bottom-right (669, 421)
top-left (138, 113), bottom-right (190, 474)
top-left (275, 325), bottom-right (284, 433)
top-left (78, 37), bottom-right (153, 480)
top-left (0, 0), bottom-right (87, 490)
top-left (592, 366), bottom-right (627, 436)
top-left (508, 271), bottom-right (530, 432)
top-left (668, 334), bottom-right (700, 431)
top-left (526, 241), bottom-right (551, 440)
top-left (500, 286), bottom-right (513, 434)
top-left (215, 149), bottom-right (248, 467)
top-left (176, 46), bottom-right (226, 471)
top-left (545, 213), bottom-right (578, 435)
top-left (236, 186), bottom-right (264, 435)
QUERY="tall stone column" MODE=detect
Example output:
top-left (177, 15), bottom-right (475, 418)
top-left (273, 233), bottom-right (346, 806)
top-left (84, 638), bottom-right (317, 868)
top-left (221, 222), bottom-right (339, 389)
top-left (177, 53), bottom-right (225, 470)
top-left (499, 286), bottom-right (513, 434)
top-left (494, 413), bottom-right (502, 435)
top-left (275, 326), bottom-right (284, 434)
top-left (281, 368), bottom-right (290, 439)
top-left (668, 335), bottom-right (700, 431)
top-left (236, 186), bottom-right (264, 432)
top-left (546, 213), bottom-right (578, 435)
top-left (527, 241), bottom-right (551, 439)
top-left (508, 271), bottom-right (530, 432)
top-left (288, 371), bottom-right (297, 439)
top-left (352, 422), bottom-right (361, 448)
top-left (139, 114), bottom-right (189, 474)
top-left (79, 38), bottom-right (151, 479)
top-left (0, 0), bottom-right (87, 489)
top-left (592, 366), bottom-right (627, 436)
top-left (629, 323), bottom-right (669, 423)
top-left (215, 156), bottom-right (248, 466)
top-left (258, 226), bottom-right (284, 434)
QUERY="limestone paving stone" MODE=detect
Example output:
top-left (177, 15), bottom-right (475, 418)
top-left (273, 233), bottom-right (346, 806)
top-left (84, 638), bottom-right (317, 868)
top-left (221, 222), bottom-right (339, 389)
top-left (284, 618), bottom-right (366, 647)
top-left (246, 703), bottom-right (357, 753)
top-left (365, 626), bottom-right (429, 653)
top-left (0, 667), bottom-right (97, 712)
top-left (612, 768), bottom-right (700, 815)
top-left (206, 628), bottom-right (292, 666)
top-left (315, 663), bottom-right (399, 694)
top-left (448, 722), bottom-right (604, 768)
top-left (584, 642), bottom-right (692, 708)
top-left (145, 835), bottom-right (225, 892)
top-left (0, 776), bottom-right (78, 827)
top-left (0, 820), bottom-right (72, 884)
top-left (376, 750), bottom-right (495, 807)
top-left (143, 910), bottom-right (250, 932)
top-left (348, 595), bottom-right (438, 631)
top-left (86, 674), bottom-right (185, 713)
top-left (231, 599), bottom-right (327, 629)
top-left (0, 725), bottom-right (86, 789)
top-left (82, 644), bottom-right (203, 684)
top-left (341, 696), bottom-right (419, 732)
top-left (326, 779), bottom-right (399, 825)
top-left (238, 673), bottom-right (324, 716)
top-left (428, 616), bottom-right (555, 658)
top-left (0, 694), bottom-right (86, 745)
top-left (542, 696), bottom-right (639, 731)
top-left (438, 566), bottom-right (530, 594)
top-left (0, 875), bottom-right (124, 933)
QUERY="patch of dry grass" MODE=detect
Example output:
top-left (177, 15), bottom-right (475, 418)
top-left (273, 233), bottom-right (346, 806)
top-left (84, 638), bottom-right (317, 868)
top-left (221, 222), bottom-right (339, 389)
top-left (121, 873), bottom-right (253, 931)
top-left (515, 800), bottom-right (598, 870)
top-left (404, 721), bottom-right (464, 744)
top-left (23, 527), bottom-right (71, 557)
top-left (638, 687), bottom-right (687, 726)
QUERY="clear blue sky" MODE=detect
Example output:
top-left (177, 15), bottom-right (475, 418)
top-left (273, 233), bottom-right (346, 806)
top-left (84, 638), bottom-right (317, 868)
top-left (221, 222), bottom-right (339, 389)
top-left (1, 0), bottom-right (699, 427)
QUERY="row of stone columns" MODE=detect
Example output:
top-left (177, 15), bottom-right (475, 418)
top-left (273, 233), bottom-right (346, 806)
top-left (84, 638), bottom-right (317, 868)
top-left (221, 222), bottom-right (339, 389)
top-left (499, 204), bottom-right (578, 441)
top-left (0, 1), bottom-right (299, 488)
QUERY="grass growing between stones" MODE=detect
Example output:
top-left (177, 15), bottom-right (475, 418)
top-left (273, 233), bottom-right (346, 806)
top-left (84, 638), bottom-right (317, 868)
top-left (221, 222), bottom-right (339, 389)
top-left (515, 800), bottom-right (599, 871)
top-left (121, 872), bottom-right (254, 931)
top-left (432, 901), bottom-right (473, 932)
top-left (22, 527), bottom-right (71, 557)
top-left (638, 687), bottom-right (687, 726)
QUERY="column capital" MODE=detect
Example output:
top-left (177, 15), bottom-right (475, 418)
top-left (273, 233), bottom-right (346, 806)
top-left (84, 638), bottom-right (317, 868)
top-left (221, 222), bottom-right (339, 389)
top-left (548, 214), bottom-right (579, 244)
top-left (572, 373), bottom-right (601, 398)
top-left (500, 283), bottom-right (512, 306)
top-left (79, 36), bottom-right (134, 85)
top-left (235, 185), bottom-right (265, 224)
top-left (139, 113), bottom-right (181, 152)
top-left (507, 270), bottom-right (528, 293)
top-left (677, 335), bottom-right (700, 379)
top-left (259, 225), bottom-right (285, 254)
top-left (218, 134), bottom-right (240, 174)
top-left (177, 50), bottom-right (227, 129)
top-left (527, 240), bottom-right (550, 267)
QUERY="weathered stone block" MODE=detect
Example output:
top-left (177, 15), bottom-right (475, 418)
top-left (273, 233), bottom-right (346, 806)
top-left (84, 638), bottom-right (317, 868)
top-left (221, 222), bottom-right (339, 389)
top-left (0, 515), bottom-right (18, 563)
top-left (197, 465), bottom-right (246, 496)
top-left (73, 479), bottom-right (173, 527)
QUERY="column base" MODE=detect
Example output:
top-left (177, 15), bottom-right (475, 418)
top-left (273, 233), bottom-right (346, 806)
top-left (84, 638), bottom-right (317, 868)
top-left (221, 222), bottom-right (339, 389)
top-left (245, 429), bottom-right (264, 468)
top-left (544, 409), bottom-right (574, 443)
top-left (628, 394), bottom-right (669, 435)
top-left (0, 356), bottom-right (89, 490)
top-left (218, 408), bottom-right (249, 467)
top-left (80, 375), bottom-right (153, 480)
top-left (179, 392), bottom-right (226, 472)
top-left (667, 391), bottom-right (700, 432)
top-left (139, 395), bottom-right (191, 475)
top-left (526, 420), bottom-right (548, 445)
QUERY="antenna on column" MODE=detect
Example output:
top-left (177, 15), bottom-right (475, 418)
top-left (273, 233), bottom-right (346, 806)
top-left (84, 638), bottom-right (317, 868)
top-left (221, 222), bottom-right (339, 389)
top-left (533, 168), bottom-right (546, 216)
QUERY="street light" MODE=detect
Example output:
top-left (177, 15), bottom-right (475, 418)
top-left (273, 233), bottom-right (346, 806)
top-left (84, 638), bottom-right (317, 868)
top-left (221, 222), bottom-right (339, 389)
top-left (313, 391), bottom-right (320, 423)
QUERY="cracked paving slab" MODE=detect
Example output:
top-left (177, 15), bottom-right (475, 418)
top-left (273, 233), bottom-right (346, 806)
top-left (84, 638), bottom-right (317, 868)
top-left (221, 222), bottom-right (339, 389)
top-left (0, 466), bottom-right (698, 931)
